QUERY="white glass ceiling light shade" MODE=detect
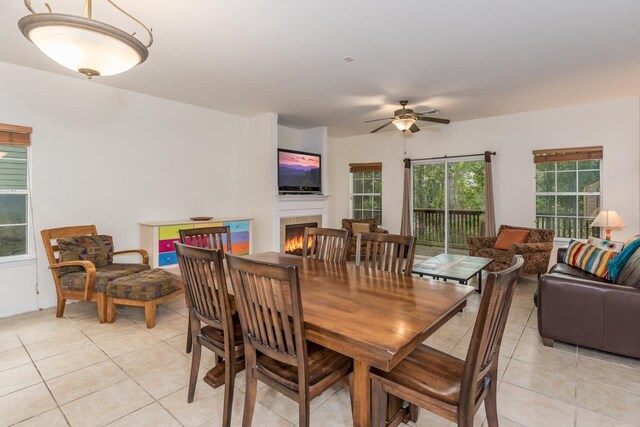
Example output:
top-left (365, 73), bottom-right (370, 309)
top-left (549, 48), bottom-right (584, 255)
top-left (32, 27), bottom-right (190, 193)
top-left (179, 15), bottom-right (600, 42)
top-left (393, 118), bottom-right (416, 132)
top-left (18, 1), bottom-right (152, 79)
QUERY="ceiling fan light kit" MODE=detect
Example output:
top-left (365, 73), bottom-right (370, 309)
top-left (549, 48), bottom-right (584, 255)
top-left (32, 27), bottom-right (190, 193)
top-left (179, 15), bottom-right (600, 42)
top-left (392, 118), bottom-right (416, 132)
top-left (367, 100), bottom-right (451, 134)
top-left (18, 0), bottom-right (153, 79)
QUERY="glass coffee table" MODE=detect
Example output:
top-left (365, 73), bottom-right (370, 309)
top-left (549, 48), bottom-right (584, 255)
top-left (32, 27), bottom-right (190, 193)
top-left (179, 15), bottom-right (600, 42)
top-left (412, 253), bottom-right (493, 293)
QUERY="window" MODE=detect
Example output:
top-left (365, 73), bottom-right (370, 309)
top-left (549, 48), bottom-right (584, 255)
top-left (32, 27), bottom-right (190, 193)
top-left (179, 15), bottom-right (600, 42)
top-left (350, 163), bottom-right (382, 224)
top-left (0, 124), bottom-right (32, 260)
top-left (534, 147), bottom-right (602, 239)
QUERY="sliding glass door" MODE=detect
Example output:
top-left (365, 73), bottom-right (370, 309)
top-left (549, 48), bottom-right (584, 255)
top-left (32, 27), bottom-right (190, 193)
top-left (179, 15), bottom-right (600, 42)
top-left (412, 157), bottom-right (485, 257)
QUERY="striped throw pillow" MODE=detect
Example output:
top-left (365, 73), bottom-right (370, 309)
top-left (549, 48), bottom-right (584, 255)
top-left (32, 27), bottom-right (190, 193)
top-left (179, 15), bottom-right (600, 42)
top-left (564, 240), bottom-right (617, 279)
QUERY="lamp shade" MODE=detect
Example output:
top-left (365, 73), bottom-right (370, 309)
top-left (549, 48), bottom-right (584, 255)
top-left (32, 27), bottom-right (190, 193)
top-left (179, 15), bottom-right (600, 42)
top-left (392, 118), bottom-right (415, 132)
top-left (19, 13), bottom-right (148, 78)
top-left (591, 211), bottom-right (626, 228)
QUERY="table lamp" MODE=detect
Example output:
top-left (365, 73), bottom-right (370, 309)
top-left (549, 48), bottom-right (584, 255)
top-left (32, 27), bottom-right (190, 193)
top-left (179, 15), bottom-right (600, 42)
top-left (591, 210), bottom-right (626, 240)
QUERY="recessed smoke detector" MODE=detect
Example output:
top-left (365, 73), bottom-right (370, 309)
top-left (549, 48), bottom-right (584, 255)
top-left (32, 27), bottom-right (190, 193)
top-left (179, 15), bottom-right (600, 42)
top-left (343, 56), bottom-right (355, 63)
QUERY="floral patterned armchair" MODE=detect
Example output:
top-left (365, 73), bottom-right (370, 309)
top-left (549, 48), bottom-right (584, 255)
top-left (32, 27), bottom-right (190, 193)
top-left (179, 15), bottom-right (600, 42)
top-left (341, 218), bottom-right (388, 260)
top-left (468, 224), bottom-right (554, 275)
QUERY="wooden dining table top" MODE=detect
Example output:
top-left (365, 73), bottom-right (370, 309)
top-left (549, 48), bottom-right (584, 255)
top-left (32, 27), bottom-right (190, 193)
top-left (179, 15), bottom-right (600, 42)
top-left (165, 251), bottom-right (475, 372)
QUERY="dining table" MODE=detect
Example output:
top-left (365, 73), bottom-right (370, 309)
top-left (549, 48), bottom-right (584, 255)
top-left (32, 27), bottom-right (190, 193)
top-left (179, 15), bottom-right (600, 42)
top-left (166, 252), bottom-right (475, 427)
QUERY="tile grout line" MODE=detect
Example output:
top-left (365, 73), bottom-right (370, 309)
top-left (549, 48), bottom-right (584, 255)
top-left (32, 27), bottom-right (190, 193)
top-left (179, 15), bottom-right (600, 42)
top-left (11, 332), bottom-right (72, 427)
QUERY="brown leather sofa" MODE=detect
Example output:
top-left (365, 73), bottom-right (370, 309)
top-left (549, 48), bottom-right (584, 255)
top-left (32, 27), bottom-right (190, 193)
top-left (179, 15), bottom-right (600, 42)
top-left (536, 247), bottom-right (640, 359)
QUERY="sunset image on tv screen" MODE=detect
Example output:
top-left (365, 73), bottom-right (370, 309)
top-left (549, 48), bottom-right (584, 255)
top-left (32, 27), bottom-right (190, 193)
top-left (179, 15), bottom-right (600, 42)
top-left (279, 151), bottom-right (321, 190)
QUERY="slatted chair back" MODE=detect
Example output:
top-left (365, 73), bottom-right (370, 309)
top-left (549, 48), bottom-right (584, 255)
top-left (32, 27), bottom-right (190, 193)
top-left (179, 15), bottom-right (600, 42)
top-left (459, 256), bottom-right (523, 416)
top-left (302, 227), bottom-right (350, 263)
top-left (179, 226), bottom-right (232, 254)
top-left (355, 232), bottom-right (416, 276)
top-left (174, 243), bottom-right (234, 332)
top-left (226, 254), bottom-right (306, 369)
top-left (41, 225), bottom-right (98, 266)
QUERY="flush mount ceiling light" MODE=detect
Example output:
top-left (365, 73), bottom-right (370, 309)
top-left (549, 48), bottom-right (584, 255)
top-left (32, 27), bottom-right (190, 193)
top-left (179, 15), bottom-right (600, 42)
top-left (18, 0), bottom-right (153, 79)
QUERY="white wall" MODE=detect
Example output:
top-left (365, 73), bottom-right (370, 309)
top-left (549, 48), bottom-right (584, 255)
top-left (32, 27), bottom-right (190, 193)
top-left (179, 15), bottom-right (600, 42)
top-left (0, 61), bottom-right (253, 317)
top-left (277, 125), bottom-right (302, 151)
top-left (329, 97), bottom-right (640, 242)
top-left (249, 113), bottom-right (278, 253)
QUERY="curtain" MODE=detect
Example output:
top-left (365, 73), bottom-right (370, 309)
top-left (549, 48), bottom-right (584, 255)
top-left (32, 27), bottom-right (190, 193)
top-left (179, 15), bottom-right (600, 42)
top-left (400, 158), bottom-right (412, 236)
top-left (484, 151), bottom-right (496, 237)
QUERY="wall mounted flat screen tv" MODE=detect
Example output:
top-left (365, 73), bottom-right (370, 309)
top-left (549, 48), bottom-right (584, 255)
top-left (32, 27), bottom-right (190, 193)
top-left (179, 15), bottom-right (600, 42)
top-left (278, 149), bottom-right (322, 194)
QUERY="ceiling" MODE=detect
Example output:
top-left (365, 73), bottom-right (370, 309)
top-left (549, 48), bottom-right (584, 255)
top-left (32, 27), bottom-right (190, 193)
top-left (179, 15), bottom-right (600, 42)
top-left (1, 1), bottom-right (639, 137)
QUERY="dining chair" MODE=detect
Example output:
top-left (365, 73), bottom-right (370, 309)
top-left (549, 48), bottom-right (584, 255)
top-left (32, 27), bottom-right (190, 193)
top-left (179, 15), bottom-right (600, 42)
top-left (370, 256), bottom-right (524, 427)
top-left (355, 232), bottom-right (416, 276)
top-left (179, 226), bottom-right (232, 353)
top-left (302, 227), bottom-right (351, 263)
top-left (226, 254), bottom-right (354, 427)
top-left (179, 225), bottom-right (232, 252)
top-left (174, 243), bottom-right (244, 426)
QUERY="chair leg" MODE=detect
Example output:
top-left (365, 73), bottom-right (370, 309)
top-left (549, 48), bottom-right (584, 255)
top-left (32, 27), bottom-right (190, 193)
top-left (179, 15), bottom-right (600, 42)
top-left (222, 351), bottom-right (235, 427)
top-left (485, 378), bottom-right (499, 427)
top-left (187, 317), bottom-right (201, 403)
top-left (242, 351), bottom-right (257, 427)
top-left (299, 395), bottom-right (310, 427)
top-left (106, 297), bottom-right (117, 323)
top-left (96, 293), bottom-right (106, 323)
top-left (371, 377), bottom-right (388, 427)
top-left (409, 404), bottom-right (420, 422)
top-left (144, 301), bottom-right (157, 328)
top-left (56, 296), bottom-right (66, 317)
top-left (185, 316), bottom-right (192, 353)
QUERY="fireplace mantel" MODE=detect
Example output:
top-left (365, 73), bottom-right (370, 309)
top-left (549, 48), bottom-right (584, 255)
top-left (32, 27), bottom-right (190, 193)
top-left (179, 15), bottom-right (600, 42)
top-left (275, 194), bottom-right (331, 202)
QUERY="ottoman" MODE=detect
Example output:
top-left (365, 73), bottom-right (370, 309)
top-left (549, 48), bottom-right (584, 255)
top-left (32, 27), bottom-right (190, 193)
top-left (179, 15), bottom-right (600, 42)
top-left (105, 268), bottom-right (183, 328)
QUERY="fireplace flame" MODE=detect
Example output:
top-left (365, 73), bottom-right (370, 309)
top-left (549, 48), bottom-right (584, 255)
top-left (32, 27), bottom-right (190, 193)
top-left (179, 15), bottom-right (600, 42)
top-left (285, 235), bottom-right (312, 254)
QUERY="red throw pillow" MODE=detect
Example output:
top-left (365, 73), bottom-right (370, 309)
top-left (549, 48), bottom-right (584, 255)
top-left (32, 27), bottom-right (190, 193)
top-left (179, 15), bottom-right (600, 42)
top-left (493, 229), bottom-right (529, 250)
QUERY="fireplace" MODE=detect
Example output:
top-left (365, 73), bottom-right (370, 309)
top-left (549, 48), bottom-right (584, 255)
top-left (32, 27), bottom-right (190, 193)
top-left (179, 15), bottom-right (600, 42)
top-left (284, 222), bottom-right (317, 256)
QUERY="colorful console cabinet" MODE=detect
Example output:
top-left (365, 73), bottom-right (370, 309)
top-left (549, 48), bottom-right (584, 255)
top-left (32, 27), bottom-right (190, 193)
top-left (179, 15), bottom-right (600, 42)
top-left (140, 218), bottom-right (253, 268)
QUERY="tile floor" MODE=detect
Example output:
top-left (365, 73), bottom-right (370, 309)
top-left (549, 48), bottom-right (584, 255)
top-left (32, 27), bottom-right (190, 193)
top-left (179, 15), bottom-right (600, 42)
top-left (2, 275), bottom-right (640, 426)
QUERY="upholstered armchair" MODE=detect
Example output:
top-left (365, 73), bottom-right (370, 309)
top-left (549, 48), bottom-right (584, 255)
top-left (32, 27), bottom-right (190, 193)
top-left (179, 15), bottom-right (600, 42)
top-left (41, 225), bottom-right (150, 322)
top-left (341, 218), bottom-right (388, 260)
top-left (468, 224), bottom-right (554, 275)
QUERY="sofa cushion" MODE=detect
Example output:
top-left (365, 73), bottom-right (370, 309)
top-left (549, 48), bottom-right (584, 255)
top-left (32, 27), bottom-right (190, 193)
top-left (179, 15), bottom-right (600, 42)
top-left (494, 229), bottom-right (529, 250)
top-left (608, 238), bottom-right (640, 281)
top-left (587, 237), bottom-right (624, 253)
top-left (341, 218), bottom-right (379, 232)
top-left (547, 262), bottom-right (611, 283)
top-left (106, 269), bottom-right (178, 300)
top-left (352, 222), bottom-right (371, 235)
top-left (614, 248), bottom-right (640, 288)
top-left (59, 263), bottom-right (150, 293)
top-left (564, 240), bottom-right (616, 280)
top-left (57, 235), bottom-right (114, 274)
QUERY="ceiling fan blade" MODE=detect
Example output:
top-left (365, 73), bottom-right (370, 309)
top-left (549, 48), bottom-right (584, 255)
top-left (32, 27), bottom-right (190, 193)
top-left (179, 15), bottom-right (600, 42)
top-left (365, 117), bottom-right (394, 123)
top-left (417, 117), bottom-right (451, 124)
top-left (370, 121), bottom-right (392, 133)
top-left (409, 123), bottom-right (420, 133)
top-left (415, 109), bottom-right (438, 115)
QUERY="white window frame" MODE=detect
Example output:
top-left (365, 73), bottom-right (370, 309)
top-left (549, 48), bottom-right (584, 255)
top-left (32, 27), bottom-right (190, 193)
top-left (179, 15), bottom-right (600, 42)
top-left (534, 159), bottom-right (602, 242)
top-left (349, 170), bottom-right (382, 224)
top-left (0, 145), bottom-right (32, 263)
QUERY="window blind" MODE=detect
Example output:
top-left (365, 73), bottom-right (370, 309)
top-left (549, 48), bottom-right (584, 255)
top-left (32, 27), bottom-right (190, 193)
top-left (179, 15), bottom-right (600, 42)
top-left (349, 162), bottom-right (382, 173)
top-left (0, 123), bottom-right (32, 147)
top-left (532, 146), bottom-right (602, 164)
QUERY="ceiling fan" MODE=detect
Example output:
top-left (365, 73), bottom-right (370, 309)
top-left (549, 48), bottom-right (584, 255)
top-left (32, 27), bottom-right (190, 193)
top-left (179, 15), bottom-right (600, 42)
top-left (365, 100), bottom-right (450, 133)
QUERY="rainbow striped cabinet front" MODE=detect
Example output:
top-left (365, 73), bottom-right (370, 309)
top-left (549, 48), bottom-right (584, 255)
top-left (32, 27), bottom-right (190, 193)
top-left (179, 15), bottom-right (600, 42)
top-left (140, 218), bottom-right (253, 268)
